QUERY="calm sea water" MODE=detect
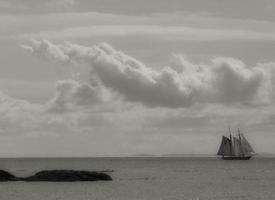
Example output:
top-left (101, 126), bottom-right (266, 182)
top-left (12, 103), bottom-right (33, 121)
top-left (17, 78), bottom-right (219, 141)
top-left (0, 157), bottom-right (274, 200)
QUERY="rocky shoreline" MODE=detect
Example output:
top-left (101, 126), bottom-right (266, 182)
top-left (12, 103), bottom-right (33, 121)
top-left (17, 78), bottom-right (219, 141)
top-left (0, 169), bottom-right (112, 182)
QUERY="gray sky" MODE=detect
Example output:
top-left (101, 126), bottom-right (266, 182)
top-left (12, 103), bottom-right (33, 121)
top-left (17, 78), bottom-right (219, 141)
top-left (0, 0), bottom-right (275, 157)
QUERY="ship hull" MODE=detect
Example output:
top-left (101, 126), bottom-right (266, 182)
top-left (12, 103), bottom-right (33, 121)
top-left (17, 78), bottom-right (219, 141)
top-left (222, 156), bottom-right (252, 160)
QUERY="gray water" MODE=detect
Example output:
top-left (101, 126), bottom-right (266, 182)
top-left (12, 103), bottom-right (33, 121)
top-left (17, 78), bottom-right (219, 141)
top-left (0, 157), bottom-right (274, 200)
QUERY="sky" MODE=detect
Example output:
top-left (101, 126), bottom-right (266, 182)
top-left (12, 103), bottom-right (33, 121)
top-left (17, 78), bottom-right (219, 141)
top-left (0, 0), bottom-right (275, 157)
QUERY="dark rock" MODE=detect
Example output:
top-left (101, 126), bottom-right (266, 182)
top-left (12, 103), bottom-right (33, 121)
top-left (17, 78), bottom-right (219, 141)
top-left (0, 169), bottom-right (112, 182)
top-left (21, 170), bottom-right (112, 182)
top-left (0, 170), bottom-right (18, 181)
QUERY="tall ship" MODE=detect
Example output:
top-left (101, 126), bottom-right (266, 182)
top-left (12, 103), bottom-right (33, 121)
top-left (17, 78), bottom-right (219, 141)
top-left (217, 128), bottom-right (255, 160)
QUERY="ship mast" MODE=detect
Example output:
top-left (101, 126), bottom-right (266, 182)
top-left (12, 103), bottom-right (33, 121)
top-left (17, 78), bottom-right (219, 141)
top-left (228, 126), bottom-right (233, 155)
top-left (238, 128), bottom-right (245, 157)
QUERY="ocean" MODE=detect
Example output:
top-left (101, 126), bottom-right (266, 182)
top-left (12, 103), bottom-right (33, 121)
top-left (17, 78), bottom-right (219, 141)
top-left (0, 157), bottom-right (274, 200)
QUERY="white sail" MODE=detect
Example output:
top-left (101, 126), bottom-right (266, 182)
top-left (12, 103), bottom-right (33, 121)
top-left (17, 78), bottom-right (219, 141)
top-left (233, 137), bottom-right (243, 156)
top-left (241, 135), bottom-right (255, 154)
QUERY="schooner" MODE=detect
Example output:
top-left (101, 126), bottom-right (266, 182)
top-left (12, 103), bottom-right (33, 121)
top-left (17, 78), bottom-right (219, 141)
top-left (217, 128), bottom-right (255, 160)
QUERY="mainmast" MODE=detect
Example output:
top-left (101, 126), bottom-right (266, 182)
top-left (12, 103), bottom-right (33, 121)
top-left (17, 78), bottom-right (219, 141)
top-left (238, 128), bottom-right (245, 157)
top-left (228, 126), bottom-right (233, 155)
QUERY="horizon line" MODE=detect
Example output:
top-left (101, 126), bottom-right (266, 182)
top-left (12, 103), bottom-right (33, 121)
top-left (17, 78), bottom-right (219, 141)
top-left (0, 153), bottom-right (274, 159)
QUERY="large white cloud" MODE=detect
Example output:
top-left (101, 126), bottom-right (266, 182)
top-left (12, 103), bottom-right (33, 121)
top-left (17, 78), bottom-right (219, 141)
top-left (23, 39), bottom-right (275, 108)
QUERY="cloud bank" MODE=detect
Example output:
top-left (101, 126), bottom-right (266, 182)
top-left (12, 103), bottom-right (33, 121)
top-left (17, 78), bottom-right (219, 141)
top-left (1, 39), bottom-right (275, 155)
top-left (23, 40), bottom-right (275, 108)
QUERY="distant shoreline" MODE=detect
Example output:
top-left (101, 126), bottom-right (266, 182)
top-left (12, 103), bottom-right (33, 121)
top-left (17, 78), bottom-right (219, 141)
top-left (0, 154), bottom-right (274, 159)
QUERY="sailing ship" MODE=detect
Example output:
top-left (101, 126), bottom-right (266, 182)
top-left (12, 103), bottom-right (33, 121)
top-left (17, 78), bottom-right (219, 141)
top-left (217, 128), bottom-right (255, 160)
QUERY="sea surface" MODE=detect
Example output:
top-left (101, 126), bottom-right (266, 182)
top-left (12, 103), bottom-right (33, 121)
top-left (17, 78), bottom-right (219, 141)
top-left (0, 157), bottom-right (274, 200)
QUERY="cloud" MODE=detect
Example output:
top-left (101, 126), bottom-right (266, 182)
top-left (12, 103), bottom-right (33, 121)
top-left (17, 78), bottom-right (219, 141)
top-left (3, 10), bottom-right (275, 43)
top-left (211, 57), bottom-right (266, 104)
top-left (46, 80), bottom-right (104, 113)
top-left (21, 40), bottom-right (72, 64)
top-left (18, 25), bottom-right (275, 41)
top-left (0, 90), bottom-right (83, 136)
top-left (0, 85), bottom-right (154, 139)
top-left (0, 91), bottom-right (44, 134)
top-left (23, 40), bottom-right (275, 108)
top-left (0, 0), bottom-right (75, 14)
top-left (0, 76), bottom-right (275, 156)
top-left (0, 88), bottom-right (106, 136)
top-left (47, 0), bottom-right (75, 8)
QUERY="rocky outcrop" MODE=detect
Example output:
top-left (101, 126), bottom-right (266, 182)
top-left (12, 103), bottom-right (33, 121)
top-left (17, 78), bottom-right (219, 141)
top-left (22, 170), bottom-right (112, 182)
top-left (0, 169), bottom-right (112, 182)
top-left (0, 170), bottom-right (18, 181)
